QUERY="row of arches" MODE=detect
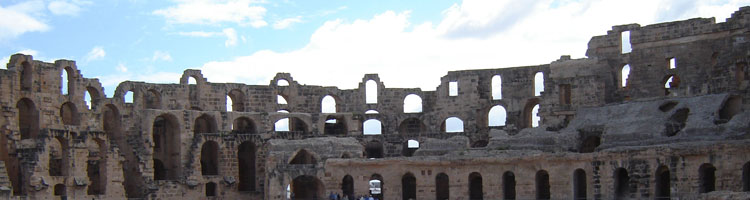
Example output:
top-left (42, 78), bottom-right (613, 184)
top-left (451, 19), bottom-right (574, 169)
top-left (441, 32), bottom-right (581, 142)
top-left (17, 99), bottom-right (86, 140)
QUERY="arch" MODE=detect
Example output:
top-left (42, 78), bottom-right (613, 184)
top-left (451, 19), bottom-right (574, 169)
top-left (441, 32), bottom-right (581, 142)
top-left (536, 170), bottom-right (550, 200)
top-left (436, 173), bottom-right (449, 200)
top-left (469, 172), bottom-right (483, 200)
top-left (365, 110), bottom-right (379, 114)
top-left (84, 87), bottom-right (100, 110)
top-left (403, 94), bottom-right (422, 113)
top-left (17, 98), bottom-right (39, 139)
top-left (699, 163), bottom-right (716, 193)
top-left (402, 173), bottom-right (417, 200)
top-left (365, 141), bottom-right (384, 158)
top-left (103, 104), bottom-right (122, 140)
top-left (502, 171), bottom-right (516, 200)
top-left (573, 169), bottom-right (586, 200)
top-left (621, 64), bottom-right (630, 88)
top-left (399, 118), bottom-right (425, 135)
top-left (663, 75), bottom-right (680, 95)
top-left (523, 99), bottom-right (541, 128)
top-left (369, 174), bottom-right (384, 199)
top-left (579, 135), bottom-right (600, 153)
top-left (86, 139), bottom-right (106, 195)
top-left (289, 149), bottom-right (316, 165)
top-left (492, 75), bottom-right (502, 100)
top-left (205, 182), bottom-right (217, 197)
top-left (488, 105), bottom-right (507, 127)
top-left (232, 117), bottom-right (257, 134)
top-left (614, 168), bottom-right (629, 199)
top-left (194, 114), bottom-right (217, 135)
top-left (534, 72), bottom-right (544, 96)
top-left (238, 141), bottom-right (256, 191)
top-left (152, 114), bottom-right (181, 180)
top-left (48, 137), bottom-right (68, 176)
top-left (655, 165), bottom-right (670, 199)
top-left (277, 95), bottom-right (288, 104)
top-left (665, 108), bottom-right (689, 137)
top-left (145, 89), bottom-right (161, 109)
top-left (743, 162), bottom-right (750, 191)
top-left (20, 61), bottom-right (32, 91)
top-left (363, 119), bottom-right (382, 135)
top-left (123, 90), bottom-right (134, 103)
top-left (737, 62), bottom-right (747, 85)
top-left (402, 139), bottom-right (419, 157)
top-left (442, 117), bottom-right (464, 133)
top-left (227, 89), bottom-right (245, 112)
top-left (60, 102), bottom-right (79, 125)
top-left (200, 141), bottom-right (219, 175)
top-left (366, 80), bottom-right (378, 104)
top-left (277, 79), bottom-right (290, 86)
top-left (342, 175), bottom-right (354, 198)
top-left (275, 118), bottom-right (290, 131)
top-left (188, 76), bottom-right (197, 85)
top-left (61, 67), bottom-right (74, 95)
top-left (322, 95), bottom-right (337, 113)
top-left (292, 175), bottom-right (325, 199)
top-left (54, 184), bottom-right (66, 197)
top-left (324, 115), bottom-right (347, 135)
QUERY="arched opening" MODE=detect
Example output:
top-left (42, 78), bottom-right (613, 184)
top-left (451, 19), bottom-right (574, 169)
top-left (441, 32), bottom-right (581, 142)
top-left (403, 94), bottom-right (422, 113)
top-left (277, 79), bottom-right (289, 86)
top-left (663, 75), bottom-right (680, 95)
top-left (523, 99), bottom-right (540, 128)
top-left (573, 169), bottom-right (586, 200)
top-left (717, 96), bottom-right (742, 124)
top-left (665, 108), bottom-right (689, 137)
top-left (365, 110), bottom-right (379, 114)
top-left (188, 76), bottom-right (197, 85)
top-left (103, 105), bottom-right (121, 139)
top-left (536, 170), bottom-right (550, 200)
top-left (399, 118), bottom-right (425, 135)
top-left (502, 171), bottom-right (515, 200)
top-left (436, 173), bottom-right (449, 200)
top-left (232, 117), bottom-right (256, 134)
top-left (531, 104), bottom-right (540, 127)
top-left (342, 175), bottom-right (354, 198)
top-left (20, 61), bottom-right (32, 91)
top-left (17, 98), bottom-right (39, 139)
top-left (292, 175), bottom-right (325, 199)
top-left (469, 172), bottom-right (483, 200)
top-left (365, 141), bottom-right (384, 159)
top-left (492, 75), bottom-right (502, 100)
top-left (369, 174), bottom-right (384, 199)
top-left (60, 102), bottom-right (79, 125)
top-left (402, 139), bottom-right (419, 157)
top-left (442, 117), bottom-right (464, 133)
top-left (275, 112), bottom-right (290, 132)
top-left (324, 115), bottom-right (347, 135)
top-left (277, 95), bottom-right (288, 104)
top-left (321, 95), bottom-right (336, 113)
top-left (366, 80), bottom-right (378, 104)
top-left (152, 114), bottom-right (180, 180)
top-left (200, 141), bottom-right (219, 176)
top-left (621, 31), bottom-right (631, 53)
top-left (402, 173), bottom-right (417, 200)
top-left (579, 136), bottom-right (600, 153)
top-left (49, 137), bottom-right (68, 176)
top-left (145, 89), bottom-right (161, 109)
top-left (534, 72), bottom-right (544, 96)
top-left (744, 162), bottom-right (750, 191)
top-left (123, 90), bottom-right (134, 103)
top-left (363, 119), bottom-right (382, 135)
top-left (614, 168), bottom-right (629, 200)
top-left (194, 114), bottom-right (217, 135)
top-left (238, 141), bottom-right (256, 191)
top-left (205, 182), bottom-right (217, 197)
top-left (621, 64), bottom-right (630, 88)
top-left (290, 149), bottom-right (316, 165)
top-left (84, 87), bottom-right (100, 110)
top-left (699, 163), bottom-right (716, 193)
top-left (655, 165), bottom-right (670, 199)
top-left (54, 184), bottom-right (66, 198)
top-left (87, 139), bottom-right (106, 195)
top-left (227, 89), bottom-right (245, 112)
top-left (488, 105), bottom-right (507, 127)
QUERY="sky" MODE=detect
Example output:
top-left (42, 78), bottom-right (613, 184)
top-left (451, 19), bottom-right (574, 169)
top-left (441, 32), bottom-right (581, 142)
top-left (1, 0), bottom-right (749, 97)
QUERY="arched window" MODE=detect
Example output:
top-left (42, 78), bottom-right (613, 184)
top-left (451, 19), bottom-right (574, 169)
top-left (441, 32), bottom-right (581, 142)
top-left (399, 118), bottom-right (425, 134)
top-left (655, 165), bottom-right (670, 199)
top-left (324, 115), bottom-right (347, 135)
top-left (366, 80), bottom-right (377, 104)
top-left (277, 95), bottom-right (288, 104)
top-left (402, 139), bottom-right (419, 157)
top-left (123, 90), bottom-right (134, 103)
top-left (60, 102), bottom-right (79, 125)
top-left (61, 67), bottom-right (73, 95)
top-left (369, 174), bottom-right (384, 200)
top-left (226, 95), bottom-right (233, 112)
top-left (492, 75), bottom-right (502, 100)
top-left (321, 95), bottom-right (336, 113)
top-left (227, 89), bottom-right (244, 112)
top-left (403, 94), bottom-right (422, 113)
top-left (469, 172), bottom-right (483, 200)
top-left (402, 173), bottom-right (416, 200)
top-left (436, 173), bottom-right (449, 200)
top-left (536, 170), bottom-right (550, 200)
top-left (188, 76), bottom-right (197, 85)
top-left (621, 64), bottom-right (630, 88)
top-left (200, 141), bottom-right (219, 175)
top-left (534, 72), bottom-right (544, 96)
top-left (443, 117), bottom-right (464, 133)
top-left (574, 169), bottom-right (586, 200)
top-left (663, 75), bottom-right (680, 96)
top-left (699, 163), bottom-right (716, 193)
top-left (614, 168), bottom-right (629, 200)
top-left (363, 119), bottom-right (382, 135)
top-left (277, 79), bottom-right (289, 86)
top-left (275, 110), bottom-right (290, 132)
top-left (488, 105), bottom-right (507, 126)
top-left (503, 171), bottom-right (515, 200)
top-left (194, 114), bottom-right (217, 135)
top-left (238, 141), bottom-right (256, 191)
top-left (531, 104), bottom-right (540, 127)
top-left (84, 89), bottom-right (94, 110)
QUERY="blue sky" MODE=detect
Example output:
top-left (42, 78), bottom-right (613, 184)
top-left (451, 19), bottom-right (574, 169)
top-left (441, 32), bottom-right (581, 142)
top-left (1, 0), bottom-right (748, 97)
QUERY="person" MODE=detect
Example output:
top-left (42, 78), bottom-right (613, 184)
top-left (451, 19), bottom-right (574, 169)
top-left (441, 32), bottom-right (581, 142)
top-left (329, 192), bottom-right (338, 200)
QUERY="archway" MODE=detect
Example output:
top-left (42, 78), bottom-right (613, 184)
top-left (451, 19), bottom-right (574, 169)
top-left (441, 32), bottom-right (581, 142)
top-left (614, 168), bottom-right (629, 200)
top-left (503, 171), bottom-right (515, 200)
top-left (469, 172), bottom-right (483, 200)
top-left (289, 149), bottom-right (316, 165)
top-left (324, 115), bottom-right (347, 135)
top-left (655, 165), bottom-right (670, 199)
top-left (17, 98), bottom-right (39, 139)
top-left (60, 102), bottom-right (79, 125)
top-left (436, 173), bottom-right (449, 200)
top-left (233, 117), bottom-right (256, 134)
top-left (342, 175), bottom-right (354, 198)
top-left (200, 141), bottom-right (219, 175)
top-left (573, 169), bottom-right (586, 200)
top-left (238, 141), bottom-right (256, 191)
top-left (292, 175), bottom-right (325, 199)
top-left (194, 114), bottom-right (217, 135)
top-left (536, 170), bottom-right (550, 200)
top-left (402, 173), bottom-right (416, 200)
top-left (699, 163), bottom-right (716, 193)
top-left (152, 114), bottom-right (180, 180)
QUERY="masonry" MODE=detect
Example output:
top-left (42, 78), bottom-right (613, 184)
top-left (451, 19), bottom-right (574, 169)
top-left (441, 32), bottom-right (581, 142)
top-left (0, 7), bottom-right (750, 200)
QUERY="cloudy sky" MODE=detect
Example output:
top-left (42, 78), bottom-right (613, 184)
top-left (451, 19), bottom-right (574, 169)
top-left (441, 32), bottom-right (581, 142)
top-left (1, 0), bottom-right (748, 97)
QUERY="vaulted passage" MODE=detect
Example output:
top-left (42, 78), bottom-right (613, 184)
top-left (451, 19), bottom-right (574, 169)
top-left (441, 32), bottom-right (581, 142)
top-left (655, 165), bottom-right (670, 200)
top-left (503, 171), bottom-right (515, 200)
top-left (402, 173), bottom-right (416, 200)
top-left (238, 141), bottom-right (256, 191)
top-left (573, 169), bottom-right (586, 200)
top-left (233, 117), bottom-right (256, 134)
top-left (699, 163), bottom-right (716, 193)
top-left (469, 172), bottom-right (483, 200)
top-left (200, 141), bottom-right (219, 175)
top-left (435, 173), bottom-right (449, 200)
top-left (290, 149), bottom-right (316, 165)
top-left (342, 175), bottom-right (354, 198)
top-left (152, 114), bottom-right (180, 180)
top-left (17, 98), bottom-right (39, 139)
top-left (536, 170), bottom-right (550, 200)
top-left (292, 175), bottom-right (324, 199)
top-left (614, 168), bottom-right (629, 200)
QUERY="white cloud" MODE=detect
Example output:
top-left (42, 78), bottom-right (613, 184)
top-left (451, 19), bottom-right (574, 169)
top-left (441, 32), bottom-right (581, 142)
top-left (116, 63), bottom-right (127, 72)
top-left (273, 16), bottom-right (302, 29)
top-left (223, 28), bottom-right (238, 47)
top-left (85, 46), bottom-right (106, 62)
top-left (153, 0), bottom-right (268, 27)
top-left (178, 29), bottom-right (240, 47)
top-left (177, 31), bottom-right (221, 37)
top-left (187, 0), bottom-right (750, 91)
top-left (0, 1), bottom-right (50, 41)
top-left (48, 1), bottom-right (81, 16)
top-left (152, 51), bottom-right (173, 61)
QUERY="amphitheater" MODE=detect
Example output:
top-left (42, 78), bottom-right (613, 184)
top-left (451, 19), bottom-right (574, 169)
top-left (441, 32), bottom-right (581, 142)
top-left (2, 6), bottom-right (750, 200)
